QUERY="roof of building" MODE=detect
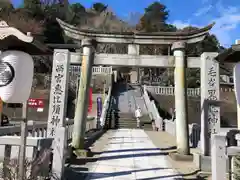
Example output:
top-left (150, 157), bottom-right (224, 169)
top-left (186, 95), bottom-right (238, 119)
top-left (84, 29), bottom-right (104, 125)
top-left (216, 44), bottom-right (240, 63)
top-left (0, 21), bottom-right (52, 55)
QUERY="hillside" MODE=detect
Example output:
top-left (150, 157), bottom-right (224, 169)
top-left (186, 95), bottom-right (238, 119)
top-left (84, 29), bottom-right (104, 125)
top-left (150, 91), bottom-right (237, 127)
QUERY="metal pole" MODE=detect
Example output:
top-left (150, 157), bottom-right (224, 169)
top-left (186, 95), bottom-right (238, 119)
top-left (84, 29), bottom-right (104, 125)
top-left (172, 41), bottom-right (190, 155)
top-left (18, 102), bottom-right (28, 180)
top-left (72, 39), bottom-right (95, 151)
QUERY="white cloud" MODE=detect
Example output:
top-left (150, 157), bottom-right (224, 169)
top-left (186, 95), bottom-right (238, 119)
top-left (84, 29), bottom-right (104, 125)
top-left (172, 20), bottom-right (199, 29)
top-left (211, 6), bottom-right (240, 46)
top-left (194, 5), bottom-right (213, 17)
top-left (172, 3), bottom-right (240, 47)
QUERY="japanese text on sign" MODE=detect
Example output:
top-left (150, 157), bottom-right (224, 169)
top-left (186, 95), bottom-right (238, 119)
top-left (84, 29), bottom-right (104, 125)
top-left (207, 105), bottom-right (219, 137)
top-left (207, 66), bottom-right (217, 100)
top-left (50, 64), bottom-right (64, 136)
top-left (47, 51), bottom-right (70, 138)
top-left (206, 61), bottom-right (220, 137)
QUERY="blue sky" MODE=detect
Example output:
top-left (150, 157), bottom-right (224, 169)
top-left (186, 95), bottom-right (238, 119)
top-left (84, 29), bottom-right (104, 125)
top-left (12, 0), bottom-right (240, 47)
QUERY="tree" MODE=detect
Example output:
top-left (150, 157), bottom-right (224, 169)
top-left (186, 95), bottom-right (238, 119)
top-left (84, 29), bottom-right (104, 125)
top-left (177, 26), bottom-right (222, 87)
top-left (71, 3), bottom-right (85, 13)
top-left (23, 0), bottom-right (44, 19)
top-left (136, 1), bottom-right (171, 32)
top-left (92, 2), bottom-right (107, 13)
top-left (180, 26), bottom-right (221, 56)
top-left (70, 3), bottom-right (86, 25)
top-left (0, 0), bottom-right (13, 10)
top-left (0, 0), bottom-right (14, 17)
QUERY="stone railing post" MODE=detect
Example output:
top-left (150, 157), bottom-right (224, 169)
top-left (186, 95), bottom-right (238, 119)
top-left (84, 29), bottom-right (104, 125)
top-left (212, 134), bottom-right (227, 180)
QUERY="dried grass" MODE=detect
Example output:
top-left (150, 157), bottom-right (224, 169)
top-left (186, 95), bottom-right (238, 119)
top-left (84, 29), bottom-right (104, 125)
top-left (0, 149), bottom-right (54, 180)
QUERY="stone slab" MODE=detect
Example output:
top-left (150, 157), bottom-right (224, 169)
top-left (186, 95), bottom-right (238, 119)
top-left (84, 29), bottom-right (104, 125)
top-left (85, 129), bottom-right (182, 179)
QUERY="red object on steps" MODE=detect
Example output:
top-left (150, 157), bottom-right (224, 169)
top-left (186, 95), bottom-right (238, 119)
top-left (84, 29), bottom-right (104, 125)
top-left (88, 87), bottom-right (92, 113)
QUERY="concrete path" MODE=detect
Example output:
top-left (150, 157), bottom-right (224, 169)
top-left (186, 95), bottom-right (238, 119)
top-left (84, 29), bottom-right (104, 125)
top-left (85, 129), bottom-right (182, 180)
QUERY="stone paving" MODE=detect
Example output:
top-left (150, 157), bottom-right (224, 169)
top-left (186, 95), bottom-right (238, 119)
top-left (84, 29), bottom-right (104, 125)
top-left (146, 131), bottom-right (202, 179)
top-left (85, 129), bottom-right (182, 180)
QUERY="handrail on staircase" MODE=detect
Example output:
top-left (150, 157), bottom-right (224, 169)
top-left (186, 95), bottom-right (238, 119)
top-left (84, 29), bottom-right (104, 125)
top-left (142, 85), bottom-right (163, 131)
top-left (99, 85), bottom-right (112, 127)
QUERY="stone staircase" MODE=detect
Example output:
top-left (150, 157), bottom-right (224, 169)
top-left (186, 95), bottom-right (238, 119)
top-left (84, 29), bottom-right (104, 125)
top-left (111, 82), bottom-right (152, 130)
top-left (115, 112), bottom-right (153, 130)
top-left (115, 113), bottom-right (136, 129)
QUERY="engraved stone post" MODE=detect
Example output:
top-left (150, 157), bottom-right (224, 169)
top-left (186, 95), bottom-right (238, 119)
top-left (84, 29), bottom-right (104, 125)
top-left (200, 52), bottom-right (220, 156)
top-left (172, 41), bottom-right (190, 155)
top-left (47, 49), bottom-right (70, 137)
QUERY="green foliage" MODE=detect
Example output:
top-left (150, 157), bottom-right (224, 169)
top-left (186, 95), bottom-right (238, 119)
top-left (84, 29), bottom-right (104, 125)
top-left (92, 2), bottom-right (108, 13)
top-left (0, 0), bottom-right (224, 85)
top-left (137, 1), bottom-right (170, 32)
top-left (0, 0), bottom-right (222, 51)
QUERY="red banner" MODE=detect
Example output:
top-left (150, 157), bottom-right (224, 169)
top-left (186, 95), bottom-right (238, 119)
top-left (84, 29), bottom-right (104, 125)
top-left (28, 98), bottom-right (44, 108)
top-left (88, 87), bottom-right (92, 113)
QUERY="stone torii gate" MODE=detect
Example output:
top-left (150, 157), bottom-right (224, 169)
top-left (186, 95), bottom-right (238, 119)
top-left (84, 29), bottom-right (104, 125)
top-left (57, 18), bottom-right (219, 157)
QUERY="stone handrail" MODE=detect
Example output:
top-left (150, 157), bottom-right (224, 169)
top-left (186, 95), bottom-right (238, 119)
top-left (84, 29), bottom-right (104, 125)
top-left (142, 85), bottom-right (163, 130)
top-left (145, 86), bottom-right (201, 97)
top-left (0, 117), bottom-right (96, 138)
top-left (69, 65), bottom-right (112, 75)
top-left (211, 133), bottom-right (240, 180)
top-left (211, 133), bottom-right (237, 180)
top-left (0, 117), bottom-right (96, 179)
top-left (145, 86), bottom-right (235, 96)
top-left (99, 85), bottom-right (112, 127)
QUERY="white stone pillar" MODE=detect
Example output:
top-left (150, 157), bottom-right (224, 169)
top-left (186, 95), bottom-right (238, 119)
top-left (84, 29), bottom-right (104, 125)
top-left (128, 44), bottom-right (140, 83)
top-left (200, 52), bottom-right (220, 156)
top-left (211, 134), bottom-right (227, 180)
top-left (172, 41), bottom-right (190, 155)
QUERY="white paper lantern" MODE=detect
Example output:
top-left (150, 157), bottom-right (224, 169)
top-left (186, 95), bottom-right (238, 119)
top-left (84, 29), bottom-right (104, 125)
top-left (0, 50), bottom-right (34, 103)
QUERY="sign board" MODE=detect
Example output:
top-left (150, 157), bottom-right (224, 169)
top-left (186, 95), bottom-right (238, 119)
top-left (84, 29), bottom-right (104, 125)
top-left (28, 98), bottom-right (44, 112)
top-left (47, 49), bottom-right (70, 138)
top-left (200, 52), bottom-right (220, 155)
top-left (28, 98), bottom-right (44, 108)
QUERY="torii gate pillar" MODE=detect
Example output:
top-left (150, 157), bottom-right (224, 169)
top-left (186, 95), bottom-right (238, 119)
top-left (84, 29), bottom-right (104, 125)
top-left (72, 38), bottom-right (95, 153)
top-left (172, 41), bottom-right (190, 155)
